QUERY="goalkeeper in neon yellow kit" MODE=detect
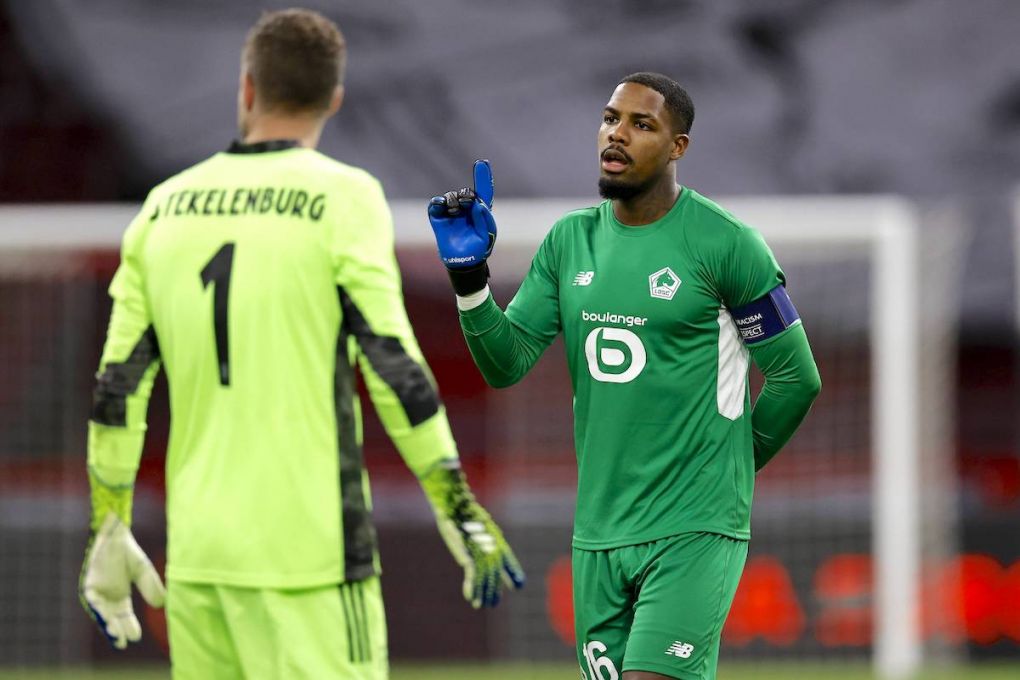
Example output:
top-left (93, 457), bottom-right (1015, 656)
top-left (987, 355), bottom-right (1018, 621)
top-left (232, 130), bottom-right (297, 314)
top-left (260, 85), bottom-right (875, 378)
top-left (78, 9), bottom-right (523, 678)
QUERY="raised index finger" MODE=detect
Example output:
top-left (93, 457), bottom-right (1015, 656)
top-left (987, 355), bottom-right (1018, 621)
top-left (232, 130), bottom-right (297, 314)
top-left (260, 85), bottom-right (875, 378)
top-left (473, 159), bottom-right (494, 208)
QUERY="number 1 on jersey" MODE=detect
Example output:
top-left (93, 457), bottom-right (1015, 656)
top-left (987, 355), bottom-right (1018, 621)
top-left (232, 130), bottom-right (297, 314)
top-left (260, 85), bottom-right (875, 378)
top-left (200, 243), bottom-right (235, 386)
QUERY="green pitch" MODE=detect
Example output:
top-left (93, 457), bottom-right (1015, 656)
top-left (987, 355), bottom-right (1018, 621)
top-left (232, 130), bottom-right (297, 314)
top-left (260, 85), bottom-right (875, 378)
top-left (1, 663), bottom-right (1019, 679)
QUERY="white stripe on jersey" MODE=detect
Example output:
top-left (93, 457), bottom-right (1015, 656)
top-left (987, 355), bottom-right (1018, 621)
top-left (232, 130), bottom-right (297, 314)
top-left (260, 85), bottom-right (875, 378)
top-left (716, 306), bottom-right (749, 420)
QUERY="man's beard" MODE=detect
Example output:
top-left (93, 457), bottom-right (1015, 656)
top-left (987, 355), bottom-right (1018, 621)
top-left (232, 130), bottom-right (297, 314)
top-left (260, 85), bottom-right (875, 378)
top-left (598, 174), bottom-right (653, 201)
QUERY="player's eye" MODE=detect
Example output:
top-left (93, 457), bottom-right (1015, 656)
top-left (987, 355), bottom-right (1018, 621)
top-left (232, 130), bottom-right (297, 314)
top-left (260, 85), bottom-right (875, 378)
top-left (602, 114), bottom-right (617, 125)
top-left (636, 121), bottom-right (651, 131)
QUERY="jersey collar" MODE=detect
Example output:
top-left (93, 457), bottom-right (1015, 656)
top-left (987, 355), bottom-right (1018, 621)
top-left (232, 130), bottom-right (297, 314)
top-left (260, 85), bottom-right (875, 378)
top-left (606, 186), bottom-right (688, 238)
top-left (226, 139), bottom-right (301, 154)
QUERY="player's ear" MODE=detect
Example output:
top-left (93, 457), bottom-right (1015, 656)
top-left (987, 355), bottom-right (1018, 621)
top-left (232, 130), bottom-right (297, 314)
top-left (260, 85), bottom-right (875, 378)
top-left (670, 133), bottom-right (690, 161)
top-left (327, 85), bottom-right (344, 117)
top-left (241, 71), bottom-right (256, 112)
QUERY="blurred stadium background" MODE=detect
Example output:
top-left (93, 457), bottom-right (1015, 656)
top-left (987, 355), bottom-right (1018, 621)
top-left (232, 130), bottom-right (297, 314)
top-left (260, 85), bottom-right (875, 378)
top-left (1, 1), bottom-right (1018, 679)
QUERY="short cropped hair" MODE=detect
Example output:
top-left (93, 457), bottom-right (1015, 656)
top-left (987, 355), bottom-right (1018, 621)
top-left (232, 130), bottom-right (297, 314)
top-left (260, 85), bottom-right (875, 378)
top-left (619, 72), bottom-right (695, 134)
top-left (242, 9), bottom-right (346, 114)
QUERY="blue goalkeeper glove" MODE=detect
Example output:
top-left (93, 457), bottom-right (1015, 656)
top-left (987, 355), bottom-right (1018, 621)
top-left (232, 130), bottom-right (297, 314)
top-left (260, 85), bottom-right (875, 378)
top-left (427, 160), bottom-right (498, 295)
top-left (421, 460), bottom-right (525, 608)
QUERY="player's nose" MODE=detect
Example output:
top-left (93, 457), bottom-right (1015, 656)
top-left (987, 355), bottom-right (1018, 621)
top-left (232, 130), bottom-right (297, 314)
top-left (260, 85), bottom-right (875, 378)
top-left (607, 123), bottom-right (628, 145)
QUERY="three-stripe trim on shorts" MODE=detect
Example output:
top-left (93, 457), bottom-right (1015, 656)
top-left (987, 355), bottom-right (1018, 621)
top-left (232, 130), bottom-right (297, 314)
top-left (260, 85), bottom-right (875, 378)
top-left (339, 580), bottom-right (371, 664)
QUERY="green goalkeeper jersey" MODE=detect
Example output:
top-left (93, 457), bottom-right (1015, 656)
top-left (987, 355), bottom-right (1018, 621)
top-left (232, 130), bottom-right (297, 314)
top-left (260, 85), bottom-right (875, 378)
top-left (88, 140), bottom-right (456, 588)
top-left (461, 188), bottom-right (817, 549)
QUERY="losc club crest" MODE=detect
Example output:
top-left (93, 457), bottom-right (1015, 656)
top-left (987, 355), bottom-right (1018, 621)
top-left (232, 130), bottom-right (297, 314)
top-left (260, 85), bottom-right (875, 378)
top-left (649, 266), bottom-right (681, 300)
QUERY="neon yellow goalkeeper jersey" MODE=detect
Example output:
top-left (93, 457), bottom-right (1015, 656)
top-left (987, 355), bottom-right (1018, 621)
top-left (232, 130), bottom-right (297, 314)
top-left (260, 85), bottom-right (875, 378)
top-left (88, 140), bottom-right (457, 588)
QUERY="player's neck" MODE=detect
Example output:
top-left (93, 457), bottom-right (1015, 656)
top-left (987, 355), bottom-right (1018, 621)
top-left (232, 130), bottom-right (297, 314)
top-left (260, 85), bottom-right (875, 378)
top-left (243, 114), bottom-right (325, 150)
top-left (612, 178), bottom-right (680, 227)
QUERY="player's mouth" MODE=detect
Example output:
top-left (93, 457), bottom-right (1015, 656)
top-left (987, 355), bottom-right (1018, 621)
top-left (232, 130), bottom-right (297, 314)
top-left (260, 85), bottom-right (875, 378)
top-left (600, 147), bottom-right (631, 174)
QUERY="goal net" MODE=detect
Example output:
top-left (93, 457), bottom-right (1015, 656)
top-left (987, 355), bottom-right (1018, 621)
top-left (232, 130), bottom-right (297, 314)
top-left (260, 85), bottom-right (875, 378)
top-left (0, 197), bottom-right (964, 677)
top-left (400, 196), bottom-right (963, 679)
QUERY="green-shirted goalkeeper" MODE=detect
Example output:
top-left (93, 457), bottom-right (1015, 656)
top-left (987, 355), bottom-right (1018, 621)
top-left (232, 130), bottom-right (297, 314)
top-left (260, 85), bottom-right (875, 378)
top-left (79, 10), bottom-right (523, 679)
top-left (427, 73), bottom-right (821, 680)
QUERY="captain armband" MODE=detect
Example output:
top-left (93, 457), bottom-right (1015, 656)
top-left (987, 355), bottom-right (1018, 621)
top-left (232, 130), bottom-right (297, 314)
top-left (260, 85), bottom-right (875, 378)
top-left (730, 285), bottom-right (801, 345)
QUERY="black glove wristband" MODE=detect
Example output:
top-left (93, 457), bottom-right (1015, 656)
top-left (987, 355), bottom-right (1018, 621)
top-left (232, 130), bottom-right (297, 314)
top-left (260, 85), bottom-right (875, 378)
top-left (447, 262), bottom-right (490, 296)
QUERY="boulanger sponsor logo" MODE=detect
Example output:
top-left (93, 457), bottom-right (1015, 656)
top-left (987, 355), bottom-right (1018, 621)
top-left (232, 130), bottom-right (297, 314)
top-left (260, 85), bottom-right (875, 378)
top-left (735, 312), bottom-right (764, 340)
top-left (584, 327), bottom-right (646, 383)
top-left (581, 310), bottom-right (647, 327)
top-left (649, 266), bottom-right (681, 300)
top-left (573, 271), bottom-right (595, 286)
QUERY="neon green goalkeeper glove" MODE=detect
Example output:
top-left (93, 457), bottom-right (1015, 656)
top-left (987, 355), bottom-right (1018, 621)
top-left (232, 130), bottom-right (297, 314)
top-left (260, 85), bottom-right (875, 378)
top-left (79, 472), bottom-right (165, 649)
top-left (421, 460), bottom-right (525, 608)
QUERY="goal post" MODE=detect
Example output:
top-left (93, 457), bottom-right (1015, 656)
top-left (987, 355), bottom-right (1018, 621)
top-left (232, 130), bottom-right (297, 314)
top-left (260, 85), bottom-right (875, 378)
top-left (706, 198), bottom-right (923, 679)
top-left (722, 200), bottom-right (921, 678)
top-left (872, 205), bottom-right (922, 678)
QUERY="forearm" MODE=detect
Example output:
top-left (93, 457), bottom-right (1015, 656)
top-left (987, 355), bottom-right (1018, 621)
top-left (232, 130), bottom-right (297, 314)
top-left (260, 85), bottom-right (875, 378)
top-left (383, 408), bottom-right (460, 478)
top-left (86, 458), bottom-right (135, 532)
top-left (349, 331), bottom-right (458, 478)
top-left (748, 324), bottom-right (822, 471)
top-left (458, 289), bottom-right (549, 388)
top-left (87, 437), bottom-right (145, 532)
top-left (87, 358), bottom-right (160, 530)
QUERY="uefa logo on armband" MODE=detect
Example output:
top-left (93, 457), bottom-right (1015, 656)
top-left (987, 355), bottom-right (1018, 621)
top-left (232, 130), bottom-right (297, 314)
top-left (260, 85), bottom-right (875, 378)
top-left (649, 267), bottom-right (681, 300)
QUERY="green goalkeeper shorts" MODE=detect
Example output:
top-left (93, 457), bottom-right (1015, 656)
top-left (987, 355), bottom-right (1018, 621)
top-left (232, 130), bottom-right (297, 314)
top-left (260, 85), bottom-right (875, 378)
top-left (166, 577), bottom-right (388, 680)
top-left (572, 532), bottom-right (747, 680)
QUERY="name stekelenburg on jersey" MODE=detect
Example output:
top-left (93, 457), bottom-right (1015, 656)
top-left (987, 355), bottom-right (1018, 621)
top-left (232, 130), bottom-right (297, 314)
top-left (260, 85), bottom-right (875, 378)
top-left (155, 187), bottom-right (327, 222)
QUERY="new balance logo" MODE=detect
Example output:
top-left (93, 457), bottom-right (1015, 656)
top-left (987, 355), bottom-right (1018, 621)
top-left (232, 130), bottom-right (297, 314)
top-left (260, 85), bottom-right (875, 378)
top-left (573, 271), bottom-right (595, 286)
top-left (665, 641), bottom-right (694, 659)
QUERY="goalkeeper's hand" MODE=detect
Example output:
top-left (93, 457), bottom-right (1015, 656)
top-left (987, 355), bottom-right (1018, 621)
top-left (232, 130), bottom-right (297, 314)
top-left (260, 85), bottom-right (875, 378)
top-left (421, 460), bottom-right (525, 608)
top-left (427, 160), bottom-right (498, 295)
top-left (79, 511), bottom-right (166, 649)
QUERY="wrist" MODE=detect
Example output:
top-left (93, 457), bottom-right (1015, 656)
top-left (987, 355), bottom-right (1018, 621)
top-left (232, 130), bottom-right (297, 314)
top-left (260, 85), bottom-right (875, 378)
top-left (446, 263), bottom-right (490, 296)
top-left (421, 459), bottom-right (473, 513)
top-left (456, 286), bottom-right (490, 311)
top-left (88, 468), bottom-right (134, 531)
